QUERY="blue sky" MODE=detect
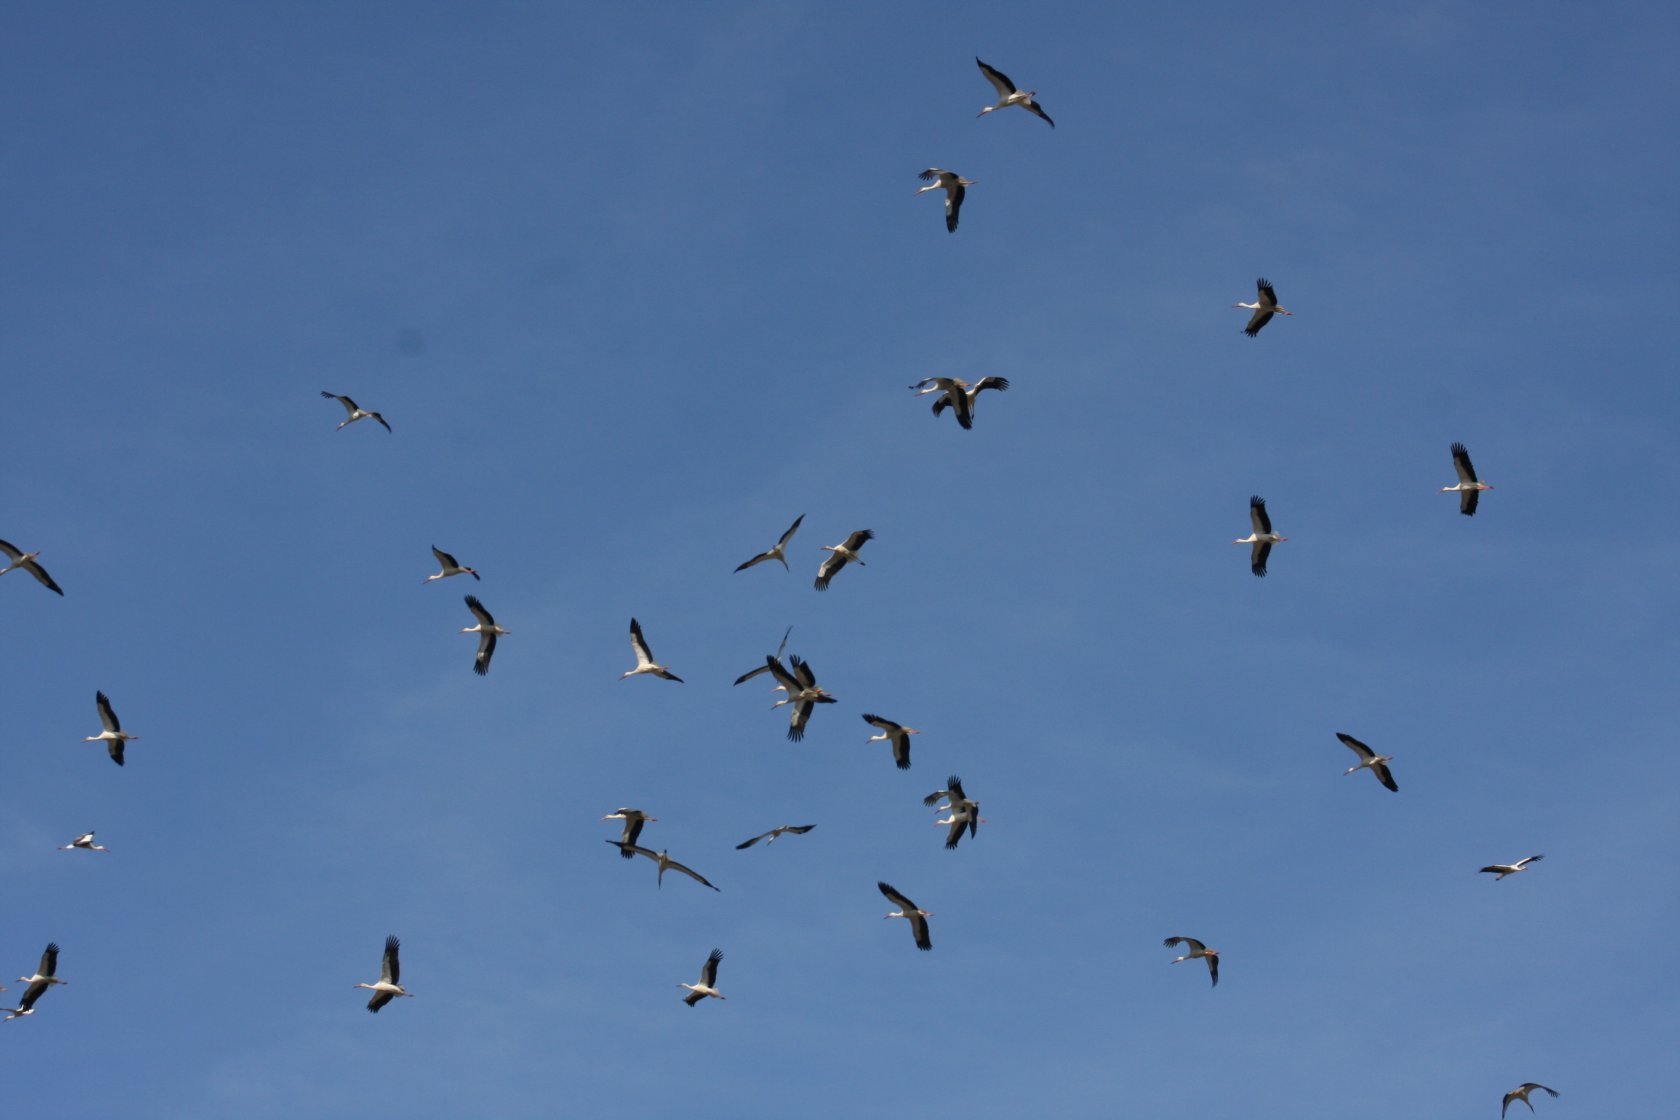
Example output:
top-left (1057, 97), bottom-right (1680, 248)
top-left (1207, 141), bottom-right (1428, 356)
top-left (3, 2), bottom-right (1677, 1116)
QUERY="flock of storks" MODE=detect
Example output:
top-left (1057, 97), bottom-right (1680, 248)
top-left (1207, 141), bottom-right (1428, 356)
top-left (3, 54), bottom-right (1560, 1119)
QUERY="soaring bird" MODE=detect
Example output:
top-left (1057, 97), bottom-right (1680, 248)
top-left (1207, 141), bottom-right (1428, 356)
top-left (6, 944), bottom-right (65, 1020)
top-left (602, 808), bottom-right (657, 859)
top-left (974, 57), bottom-right (1054, 127)
top-left (608, 842), bottom-right (721, 891)
top-left (732, 626), bottom-right (792, 687)
top-left (1163, 936), bottom-right (1219, 987)
top-left (924, 776), bottom-right (982, 850)
top-left (909, 376), bottom-right (1010, 430)
top-left (1502, 1084), bottom-right (1560, 1118)
top-left (862, 714), bottom-right (921, 770)
top-left (1234, 495), bottom-right (1286, 577)
top-left (1233, 278), bottom-right (1292, 337)
top-left (1480, 854), bottom-right (1544, 881)
top-left (58, 832), bottom-right (109, 853)
top-left (1443, 443), bottom-right (1495, 516)
top-left (736, 824), bottom-right (816, 850)
top-left (621, 618), bottom-right (683, 682)
top-left (83, 691), bottom-right (139, 767)
top-left (679, 949), bottom-right (726, 1006)
top-left (461, 595), bottom-right (509, 676)
top-left (422, 545), bottom-right (479, 583)
top-left (355, 936), bottom-right (414, 1013)
top-left (734, 515), bottom-right (804, 573)
top-left (1337, 732), bottom-right (1398, 792)
top-left (320, 391), bottom-right (391, 432)
top-left (765, 655), bottom-right (837, 742)
top-left (815, 530), bottom-right (874, 591)
top-left (916, 169), bottom-right (976, 233)
top-left (878, 882), bottom-right (933, 951)
top-left (0, 538), bottom-right (64, 596)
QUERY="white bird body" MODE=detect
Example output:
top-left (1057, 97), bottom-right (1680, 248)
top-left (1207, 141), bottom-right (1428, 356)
top-left (1233, 278), bottom-right (1292, 336)
top-left (862, 714), bottom-right (920, 770)
top-left (321, 390), bottom-right (391, 432)
top-left (423, 545), bottom-right (479, 583)
top-left (82, 691), bottom-right (139, 766)
top-left (735, 515), bottom-right (804, 573)
top-left (59, 831), bottom-right (109, 853)
top-left (0, 538), bottom-right (65, 596)
top-left (621, 618), bottom-right (683, 682)
top-left (1442, 443), bottom-right (1494, 516)
top-left (1233, 496), bottom-right (1287, 577)
top-left (1337, 732), bottom-right (1398, 792)
top-left (1480, 854), bottom-right (1544, 880)
top-left (878, 882), bottom-right (933, 951)
top-left (461, 595), bottom-right (509, 676)
top-left (355, 935), bottom-right (414, 1012)
top-left (916, 169), bottom-right (975, 233)
top-left (679, 949), bottom-right (726, 1006)
top-left (975, 58), bottom-right (1055, 127)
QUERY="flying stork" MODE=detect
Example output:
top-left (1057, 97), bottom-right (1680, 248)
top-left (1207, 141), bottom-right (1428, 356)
top-left (422, 545), bottom-right (479, 583)
top-left (1163, 936), bottom-right (1219, 987)
top-left (916, 169), bottom-right (975, 233)
top-left (974, 57), bottom-right (1055, 127)
top-left (1502, 1084), bottom-right (1560, 1118)
top-left (736, 824), bottom-right (816, 849)
top-left (5, 944), bottom-right (65, 1020)
top-left (679, 949), bottom-right (726, 1006)
top-left (924, 776), bottom-right (982, 849)
top-left (83, 691), bottom-right (139, 766)
top-left (602, 808), bottom-right (656, 859)
top-left (355, 935), bottom-right (414, 1012)
top-left (608, 842), bottom-right (721, 891)
top-left (878, 882), bottom-right (933, 951)
top-left (909, 376), bottom-right (1010, 430)
top-left (1233, 278), bottom-right (1292, 336)
top-left (59, 832), bottom-right (109, 853)
top-left (1443, 443), bottom-right (1495, 516)
top-left (815, 529), bottom-right (874, 591)
top-left (621, 618), bottom-right (683, 682)
top-left (1337, 732), bottom-right (1398, 792)
top-left (734, 514), bottom-right (804, 573)
top-left (765, 655), bottom-right (837, 741)
top-left (1480, 854), bottom-right (1544, 880)
top-left (320, 391), bottom-right (391, 432)
top-left (862, 714), bottom-right (921, 770)
top-left (1234, 496), bottom-right (1287, 577)
top-left (461, 595), bottom-right (509, 676)
top-left (0, 538), bottom-right (64, 596)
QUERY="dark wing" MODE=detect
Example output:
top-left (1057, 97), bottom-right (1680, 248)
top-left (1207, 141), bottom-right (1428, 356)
top-left (973, 376), bottom-right (1010, 395)
top-left (782, 824), bottom-right (815, 836)
top-left (734, 662), bottom-right (773, 686)
top-left (370, 412), bottom-right (392, 432)
top-left (918, 168), bottom-right (946, 183)
top-left (606, 840), bottom-right (659, 863)
top-left (814, 552), bottom-right (846, 590)
top-left (621, 818), bottom-right (646, 852)
top-left (1336, 732), bottom-right (1375, 761)
top-left (946, 183), bottom-right (964, 233)
top-left (108, 738), bottom-right (126, 766)
top-left (862, 713), bottom-right (900, 733)
top-left (1460, 488), bottom-right (1480, 516)
top-left (629, 618), bottom-right (654, 662)
top-left (893, 732), bottom-right (912, 770)
top-left (382, 936), bottom-right (401, 985)
top-left (1372, 761), bottom-right (1399, 792)
top-left (878, 881), bottom-right (916, 909)
top-left (367, 989), bottom-right (394, 1013)
top-left (18, 980), bottom-right (49, 1012)
top-left (788, 700), bottom-right (814, 742)
top-left (1206, 955), bottom-right (1219, 987)
top-left (792, 657), bottom-right (818, 688)
top-left (432, 545), bottom-right (459, 568)
top-left (1025, 101), bottom-right (1055, 128)
top-left (1163, 936), bottom-right (1207, 953)
top-left (765, 656), bottom-right (802, 693)
top-left (475, 633), bottom-right (497, 676)
top-left (909, 913), bottom-right (932, 951)
top-left (96, 691), bottom-right (120, 733)
top-left (0, 539), bottom-right (18, 561)
top-left (736, 831), bottom-right (772, 850)
top-left (25, 558), bottom-right (64, 595)
top-left (946, 776), bottom-right (968, 802)
top-left (666, 856), bottom-right (720, 891)
top-left (733, 549), bottom-right (772, 572)
top-left (950, 388), bottom-right (974, 429)
top-left (1257, 278), bottom-right (1278, 307)
top-left (1532, 1086), bottom-right (1559, 1099)
top-left (922, 788), bottom-right (947, 808)
top-left (321, 390), bottom-right (354, 413)
top-left (700, 948), bottom-right (722, 987)
top-left (944, 815), bottom-right (967, 850)
top-left (1250, 541), bottom-right (1271, 577)
top-left (1243, 309), bottom-right (1273, 337)
top-left (1451, 442), bottom-right (1479, 483)
top-left (975, 57), bottom-right (1016, 95)
top-left (682, 989), bottom-right (705, 1006)
top-left (777, 514), bottom-right (804, 549)
top-left (464, 595), bottom-right (495, 627)
top-left (844, 529), bottom-right (875, 551)
top-left (39, 944), bottom-right (59, 978)
top-left (1249, 496), bottom-right (1272, 535)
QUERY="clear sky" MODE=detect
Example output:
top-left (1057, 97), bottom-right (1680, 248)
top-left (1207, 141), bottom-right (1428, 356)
top-left (3, 2), bottom-right (1677, 1116)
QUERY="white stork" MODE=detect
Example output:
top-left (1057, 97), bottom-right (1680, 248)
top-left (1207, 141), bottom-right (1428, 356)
top-left (355, 935), bottom-right (414, 1012)
top-left (815, 529), bottom-right (874, 591)
top-left (974, 58), bottom-right (1055, 127)
top-left (602, 808), bottom-right (656, 858)
top-left (862, 714), bottom-right (920, 770)
top-left (679, 949), bottom-right (726, 1006)
top-left (1163, 936), bottom-right (1219, 987)
top-left (734, 514), bottom-right (804, 573)
top-left (736, 824), bottom-right (816, 849)
top-left (608, 842), bottom-right (721, 891)
top-left (6, 943), bottom-right (65, 1020)
top-left (1233, 278), bottom-right (1292, 337)
top-left (422, 545), bottom-right (479, 583)
top-left (83, 691), bottom-right (139, 767)
top-left (909, 376), bottom-right (1010, 430)
top-left (916, 169), bottom-right (975, 233)
top-left (1337, 732), bottom-right (1398, 792)
top-left (1480, 854), bottom-right (1544, 880)
top-left (1443, 443), bottom-right (1494, 516)
top-left (732, 626), bottom-right (792, 686)
top-left (621, 618), bottom-right (683, 682)
top-left (1234, 496), bottom-right (1286, 577)
top-left (0, 538), bottom-right (64, 596)
top-left (924, 776), bottom-right (982, 849)
top-left (58, 831), bottom-right (109, 853)
top-left (320, 390), bottom-right (391, 432)
top-left (765, 655), bottom-right (837, 741)
top-left (878, 882), bottom-right (933, 951)
top-left (461, 595), bottom-right (508, 676)
top-left (1502, 1084), bottom-right (1560, 1118)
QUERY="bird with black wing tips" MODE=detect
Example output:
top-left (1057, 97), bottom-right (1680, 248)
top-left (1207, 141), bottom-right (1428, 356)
top-left (355, 936), bottom-right (414, 1012)
top-left (1163, 936), bottom-right (1219, 987)
top-left (916, 169), bottom-right (975, 233)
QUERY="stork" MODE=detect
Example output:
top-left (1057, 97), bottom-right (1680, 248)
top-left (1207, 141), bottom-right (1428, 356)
top-left (601, 808), bottom-right (656, 858)
top-left (974, 57), bottom-right (1055, 127)
top-left (816, 530), bottom-right (874, 591)
top-left (916, 169), bottom-right (975, 233)
top-left (621, 618), bottom-right (683, 682)
top-left (355, 935), bottom-right (414, 1012)
top-left (679, 949), bottom-right (726, 1006)
top-left (1163, 936), bottom-right (1219, 987)
top-left (461, 595), bottom-right (508, 676)
top-left (82, 691), bottom-right (139, 767)
top-left (608, 842), bottom-right (721, 891)
top-left (320, 391), bottom-right (391, 432)
top-left (422, 545), bottom-right (479, 583)
top-left (862, 714), bottom-right (921, 770)
top-left (1234, 495), bottom-right (1286, 577)
top-left (924, 776), bottom-right (983, 849)
top-left (878, 882), bottom-right (933, 951)
top-left (1233, 278), bottom-right (1292, 336)
top-left (0, 538), bottom-right (64, 596)
top-left (908, 376), bottom-right (1010, 430)
top-left (58, 832), bottom-right (109, 853)
top-left (1502, 1084), bottom-right (1560, 1118)
top-left (1443, 443), bottom-right (1494, 516)
top-left (765, 655), bottom-right (837, 741)
top-left (734, 515), bottom-right (804, 573)
top-left (1480, 854), bottom-right (1544, 880)
top-left (6, 944), bottom-right (65, 1020)
top-left (736, 824), bottom-right (816, 849)
top-left (1337, 732), bottom-right (1398, 792)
